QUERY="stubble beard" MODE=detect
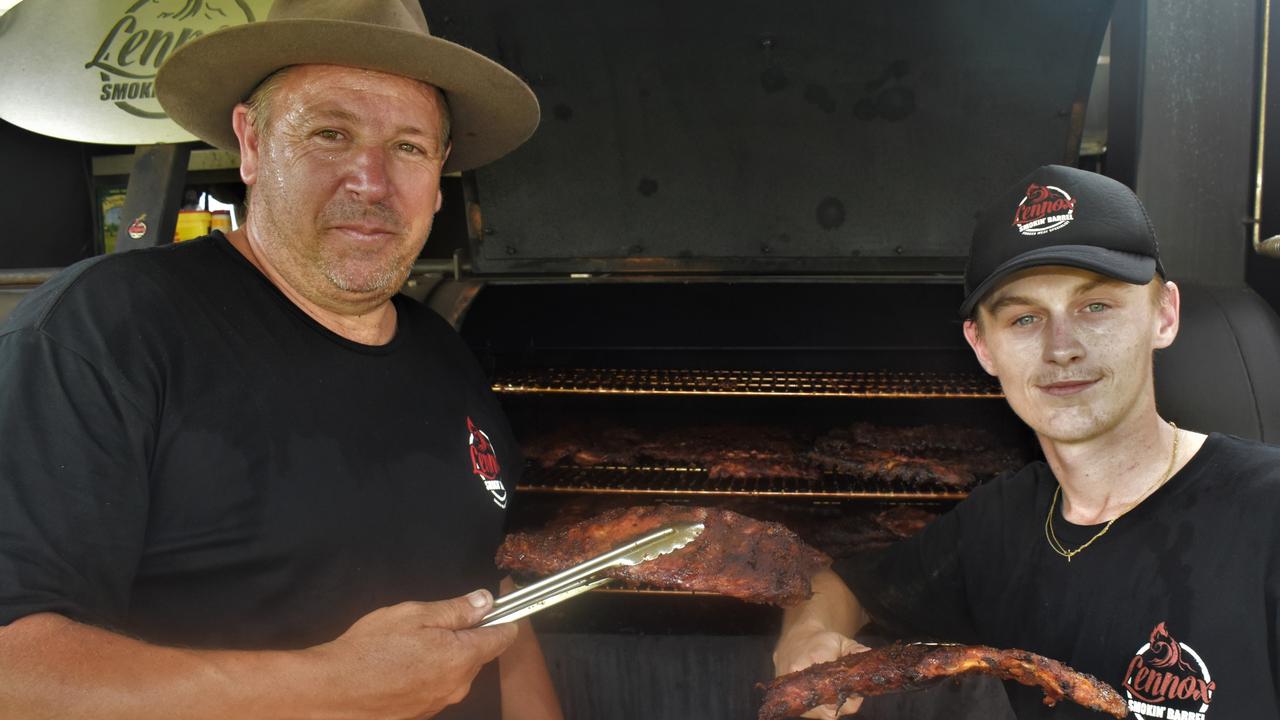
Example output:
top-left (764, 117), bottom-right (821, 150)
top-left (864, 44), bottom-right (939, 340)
top-left (1015, 376), bottom-right (1140, 445)
top-left (1034, 406), bottom-right (1113, 444)
top-left (318, 235), bottom-right (421, 295)
top-left (253, 186), bottom-right (428, 301)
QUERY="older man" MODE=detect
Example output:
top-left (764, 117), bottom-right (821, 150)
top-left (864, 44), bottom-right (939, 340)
top-left (773, 165), bottom-right (1280, 719)
top-left (0, 2), bottom-right (558, 718)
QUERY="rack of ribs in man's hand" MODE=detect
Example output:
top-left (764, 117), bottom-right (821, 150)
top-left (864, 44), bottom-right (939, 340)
top-left (758, 643), bottom-right (1129, 719)
top-left (496, 505), bottom-right (831, 606)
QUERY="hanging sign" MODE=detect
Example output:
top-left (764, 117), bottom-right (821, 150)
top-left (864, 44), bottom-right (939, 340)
top-left (0, 0), bottom-right (270, 145)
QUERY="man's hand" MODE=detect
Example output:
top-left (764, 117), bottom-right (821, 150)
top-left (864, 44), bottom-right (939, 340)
top-left (772, 621), bottom-right (868, 718)
top-left (0, 594), bottom-right (516, 720)
top-left (308, 589), bottom-right (518, 719)
top-left (772, 570), bottom-right (871, 719)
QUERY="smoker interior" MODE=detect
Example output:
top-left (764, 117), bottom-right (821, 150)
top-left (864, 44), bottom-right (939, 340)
top-left (457, 279), bottom-right (1033, 715)
top-left (463, 280), bottom-right (1035, 580)
top-left (463, 281), bottom-right (1027, 627)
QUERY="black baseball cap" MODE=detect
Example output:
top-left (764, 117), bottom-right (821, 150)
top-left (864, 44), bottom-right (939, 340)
top-left (959, 164), bottom-right (1166, 318)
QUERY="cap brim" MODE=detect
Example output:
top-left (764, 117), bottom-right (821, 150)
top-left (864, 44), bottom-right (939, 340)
top-left (156, 19), bottom-right (540, 173)
top-left (959, 245), bottom-right (1159, 318)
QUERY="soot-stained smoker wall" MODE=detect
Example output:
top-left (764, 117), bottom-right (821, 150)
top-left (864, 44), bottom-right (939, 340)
top-left (425, 0), bottom-right (1113, 275)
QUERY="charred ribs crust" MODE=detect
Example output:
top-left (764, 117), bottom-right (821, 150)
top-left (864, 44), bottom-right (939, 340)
top-left (757, 643), bottom-right (1128, 720)
top-left (496, 505), bottom-right (830, 606)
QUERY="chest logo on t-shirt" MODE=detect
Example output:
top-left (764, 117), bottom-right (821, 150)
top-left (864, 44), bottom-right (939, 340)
top-left (1122, 622), bottom-right (1215, 719)
top-left (467, 417), bottom-right (508, 509)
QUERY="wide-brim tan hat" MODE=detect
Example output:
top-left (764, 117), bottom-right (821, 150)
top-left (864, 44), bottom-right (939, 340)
top-left (156, 0), bottom-right (539, 173)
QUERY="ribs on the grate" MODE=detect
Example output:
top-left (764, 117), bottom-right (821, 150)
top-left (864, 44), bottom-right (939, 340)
top-left (524, 423), bottom-right (822, 480)
top-left (522, 420), bottom-right (1023, 488)
top-left (806, 423), bottom-right (1025, 488)
top-left (757, 643), bottom-right (1128, 719)
top-left (496, 505), bottom-right (831, 606)
top-left (805, 446), bottom-right (974, 487)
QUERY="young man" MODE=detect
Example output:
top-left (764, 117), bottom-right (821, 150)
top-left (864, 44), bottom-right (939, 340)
top-left (0, 2), bottom-right (558, 718)
top-left (774, 165), bottom-right (1280, 719)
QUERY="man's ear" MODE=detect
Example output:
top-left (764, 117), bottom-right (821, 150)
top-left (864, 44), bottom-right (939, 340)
top-left (1152, 280), bottom-right (1181, 350)
top-left (963, 318), bottom-right (998, 376)
top-left (232, 104), bottom-right (260, 188)
top-left (434, 142), bottom-right (453, 214)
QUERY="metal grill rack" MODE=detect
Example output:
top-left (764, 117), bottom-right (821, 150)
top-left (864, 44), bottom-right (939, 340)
top-left (518, 464), bottom-right (972, 501)
top-left (492, 367), bottom-right (1002, 398)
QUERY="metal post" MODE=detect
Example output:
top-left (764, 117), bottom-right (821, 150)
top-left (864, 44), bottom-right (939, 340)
top-left (1253, 0), bottom-right (1280, 256)
top-left (1107, 0), bottom-right (1146, 190)
top-left (114, 143), bottom-right (194, 252)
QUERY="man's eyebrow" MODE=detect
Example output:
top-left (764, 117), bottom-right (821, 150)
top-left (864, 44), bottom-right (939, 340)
top-left (983, 293), bottom-right (1035, 315)
top-left (1074, 277), bottom-right (1127, 295)
top-left (299, 107), bottom-right (437, 141)
top-left (983, 277), bottom-right (1129, 315)
top-left (302, 107), bottom-right (360, 124)
top-left (393, 124), bottom-right (434, 138)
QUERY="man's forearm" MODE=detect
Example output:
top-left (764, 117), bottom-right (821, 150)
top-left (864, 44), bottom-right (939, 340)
top-left (0, 592), bottom-right (518, 720)
top-left (0, 613), bottom-right (337, 720)
top-left (781, 569), bottom-right (868, 640)
top-left (773, 568), bottom-right (872, 683)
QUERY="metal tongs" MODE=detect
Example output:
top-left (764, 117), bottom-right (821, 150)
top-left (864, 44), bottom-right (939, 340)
top-left (477, 521), bottom-right (705, 627)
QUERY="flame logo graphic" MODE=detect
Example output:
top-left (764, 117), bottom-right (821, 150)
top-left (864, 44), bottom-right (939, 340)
top-left (467, 417), bottom-right (501, 481)
top-left (1024, 183), bottom-right (1053, 204)
top-left (1147, 622), bottom-right (1193, 673)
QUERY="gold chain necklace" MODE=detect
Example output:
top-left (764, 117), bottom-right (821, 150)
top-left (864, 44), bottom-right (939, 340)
top-left (1044, 421), bottom-right (1180, 562)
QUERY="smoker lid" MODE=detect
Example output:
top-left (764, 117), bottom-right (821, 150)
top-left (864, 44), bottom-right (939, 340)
top-left (426, 0), bottom-right (1114, 275)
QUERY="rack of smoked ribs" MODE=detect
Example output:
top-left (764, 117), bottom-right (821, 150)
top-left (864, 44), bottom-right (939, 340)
top-left (511, 495), bottom-right (948, 561)
top-left (517, 421), bottom-right (1029, 500)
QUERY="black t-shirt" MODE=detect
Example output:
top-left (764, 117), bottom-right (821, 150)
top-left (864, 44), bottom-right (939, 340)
top-left (0, 234), bottom-right (518, 718)
top-left (841, 433), bottom-right (1280, 719)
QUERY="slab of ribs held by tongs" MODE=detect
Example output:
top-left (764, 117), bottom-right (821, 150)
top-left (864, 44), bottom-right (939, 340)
top-left (479, 505), bottom-right (833, 627)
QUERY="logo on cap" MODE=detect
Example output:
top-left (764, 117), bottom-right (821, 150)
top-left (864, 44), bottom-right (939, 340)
top-left (1012, 183), bottom-right (1076, 236)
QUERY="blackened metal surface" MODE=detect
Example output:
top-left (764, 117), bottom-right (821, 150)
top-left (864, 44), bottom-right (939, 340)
top-left (537, 632), bottom-right (777, 718)
top-left (536, 632), bottom-right (1014, 719)
top-left (1154, 283), bottom-right (1280, 443)
top-left (1106, 3), bottom-right (1145, 190)
top-left (424, 0), bottom-right (1112, 274)
top-left (492, 367), bottom-right (1001, 398)
top-left (1134, 0), bottom-right (1258, 285)
top-left (458, 280), bottom-right (983, 373)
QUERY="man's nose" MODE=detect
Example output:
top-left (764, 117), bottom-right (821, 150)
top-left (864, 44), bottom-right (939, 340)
top-left (344, 144), bottom-right (393, 203)
top-left (1042, 315), bottom-right (1085, 365)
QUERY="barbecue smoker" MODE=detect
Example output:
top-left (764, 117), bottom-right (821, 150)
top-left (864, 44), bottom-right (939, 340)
top-left (403, 0), bottom-right (1279, 717)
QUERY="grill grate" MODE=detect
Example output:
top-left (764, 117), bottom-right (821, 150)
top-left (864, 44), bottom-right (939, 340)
top-left (518, 464), bottom-right (971, 501)
top-left (492, 367), bottom-right (1002, 398)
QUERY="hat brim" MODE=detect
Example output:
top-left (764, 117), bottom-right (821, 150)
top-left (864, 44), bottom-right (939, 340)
top-left (156, 19), bottom-right (540, 173)
top-left (958, 245), bottom-right (1159, 318)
